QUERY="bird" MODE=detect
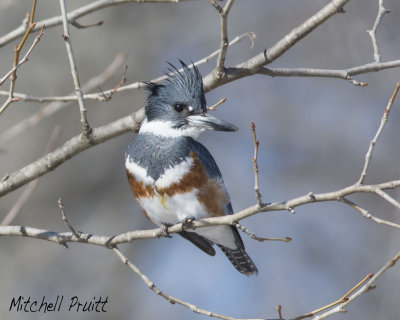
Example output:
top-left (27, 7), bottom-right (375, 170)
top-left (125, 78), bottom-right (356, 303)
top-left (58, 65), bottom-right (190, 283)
top-left (125, 61), bottom-right (258, 276)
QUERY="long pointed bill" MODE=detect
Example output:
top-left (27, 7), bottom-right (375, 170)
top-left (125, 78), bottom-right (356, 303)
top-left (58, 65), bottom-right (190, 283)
top-left (186, 114), bottom-right (238, 132)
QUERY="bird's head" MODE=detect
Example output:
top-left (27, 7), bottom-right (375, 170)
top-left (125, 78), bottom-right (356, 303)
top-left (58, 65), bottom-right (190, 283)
top-left (141, 61), bottom-right (237, 138)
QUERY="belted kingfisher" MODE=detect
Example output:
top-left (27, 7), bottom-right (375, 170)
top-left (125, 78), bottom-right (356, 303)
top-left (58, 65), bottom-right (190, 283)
top-left (125, 61), bottom-right (258, 276)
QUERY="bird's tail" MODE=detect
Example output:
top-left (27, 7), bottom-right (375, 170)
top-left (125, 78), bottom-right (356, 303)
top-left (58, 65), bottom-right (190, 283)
top-left (217, 245), bottom-right (258, 276)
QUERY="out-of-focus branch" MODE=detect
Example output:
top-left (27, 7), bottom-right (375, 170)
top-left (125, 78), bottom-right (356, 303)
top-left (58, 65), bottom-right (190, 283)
top-left (59, 0), bottom-right (91, 137)
top-left (0, 126), bottom-right (61, 226)
top-left (367, 0), bottom-right (390, 63)
top-left (357, 81), bottom-right (400, 184)
top-left (0, 53), bottom-right (127, 145)
top-left (0, 0), bottom-right (193, 49)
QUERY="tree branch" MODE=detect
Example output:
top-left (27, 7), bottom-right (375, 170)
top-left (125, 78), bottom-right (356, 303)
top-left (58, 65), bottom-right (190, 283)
top-left (211, 0), bottom-right (235, 77)
top-left (2, 179), bottom-right (400, 245)
top-left (0, 26), bottom-right (44, 86)
top-left (367, 0), bottom-right (390, 63)
top-left (0, 108), bottom-right (144, 197)
top-left (357, 81), bottom-right (400, 184)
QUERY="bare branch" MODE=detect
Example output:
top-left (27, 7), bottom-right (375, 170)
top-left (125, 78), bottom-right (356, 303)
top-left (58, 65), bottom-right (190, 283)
top-left (0, 108), bottom-right (144, 198)
top-left (234, 223), bottom-right (291, 243)
top-left (58, 197), bottom-right (80, 240)
top-left (206, 97), bottom-right (226, 111)
top-left (367, 0), bottom-right (390, 63)
top-left (340, 197), bottom-right (400, 229)
top-left (0, 26), bottom-right (44, 86)
top-left (211, 0), bottom-right (235, 77)
top-left (0, 126), bottom-right (61, 226)
top-left (2, 180), bottom-right (400, 245)
top-left (59, 0), bottom-right (91, 137)
top-left (373, 188), bottom-right (400, 210)
top-left (357, 81), bottom-right (400, 184)
top-left (250, 122), bottom-right (263, 207)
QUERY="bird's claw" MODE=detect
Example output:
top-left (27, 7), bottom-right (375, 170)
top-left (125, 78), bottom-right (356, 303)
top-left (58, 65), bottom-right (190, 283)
top-left (182, 216), bottom-right (196, 230)
top-left (160, 224), bottom-right (172, 238)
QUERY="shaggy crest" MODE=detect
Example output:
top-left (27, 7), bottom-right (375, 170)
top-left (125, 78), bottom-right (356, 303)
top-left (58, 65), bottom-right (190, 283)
top-left (144, 61), bottom-right (206, 123)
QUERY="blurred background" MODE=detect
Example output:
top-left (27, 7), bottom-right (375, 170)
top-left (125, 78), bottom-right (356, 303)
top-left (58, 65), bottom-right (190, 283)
top-left (1, 0), bottom-right (400, 319)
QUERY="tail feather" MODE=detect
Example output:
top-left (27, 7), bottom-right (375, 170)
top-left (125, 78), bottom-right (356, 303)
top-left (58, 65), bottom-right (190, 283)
top-left (217, 245), bottom-right (258, 276)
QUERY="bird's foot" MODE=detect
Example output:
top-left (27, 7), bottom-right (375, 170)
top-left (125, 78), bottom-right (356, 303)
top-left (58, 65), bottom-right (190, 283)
top-left (181, 216), bottom-right (196, 230)
top-left (160, 224), bottom-right (172, 238)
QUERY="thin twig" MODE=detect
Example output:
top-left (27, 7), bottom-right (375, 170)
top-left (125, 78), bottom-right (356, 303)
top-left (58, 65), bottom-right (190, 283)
top-left (102, 65), bottom-right (128, 101)
top-left (357, 80), bottom-right (400, 184)
top-left (212, 0), bottom-right (235, 77)
top-left (250, 122), bottom-right (263, 206)
top-left (340, 197), bottom-right (400, 229)
top-left (234, 223), bottom-right (291, 243)
top-left (373, 188), bottom-right (400, 210)
top-left (0, 26), bottom-right (44, 86)
top-left (59, 0), bottom-right (91, 137)
top-left (366, 0), bottom-right (390, 63)
top-left (0, 126), bottom-right (61, 226)
top-left (206, 97), bottom-right (226, 111)
top-left (57, 197), bottom-right (80, 239)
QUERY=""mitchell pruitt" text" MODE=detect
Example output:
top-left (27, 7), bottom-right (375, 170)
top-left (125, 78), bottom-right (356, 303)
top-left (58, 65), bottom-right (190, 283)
top-left (9, 295), bottom-right (108, 312)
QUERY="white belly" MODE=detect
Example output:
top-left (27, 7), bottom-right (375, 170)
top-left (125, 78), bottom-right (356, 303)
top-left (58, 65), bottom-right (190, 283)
top-left (139, 190), bottom-right (207, 225)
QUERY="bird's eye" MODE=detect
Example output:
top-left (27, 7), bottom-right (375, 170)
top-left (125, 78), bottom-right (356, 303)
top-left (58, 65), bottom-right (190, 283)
top-left (173, 103), bottom-right (186, 113)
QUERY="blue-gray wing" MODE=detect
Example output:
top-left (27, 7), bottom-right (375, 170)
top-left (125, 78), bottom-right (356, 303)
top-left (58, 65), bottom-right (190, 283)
top-left (188, 138), bottom-right (234, 215)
